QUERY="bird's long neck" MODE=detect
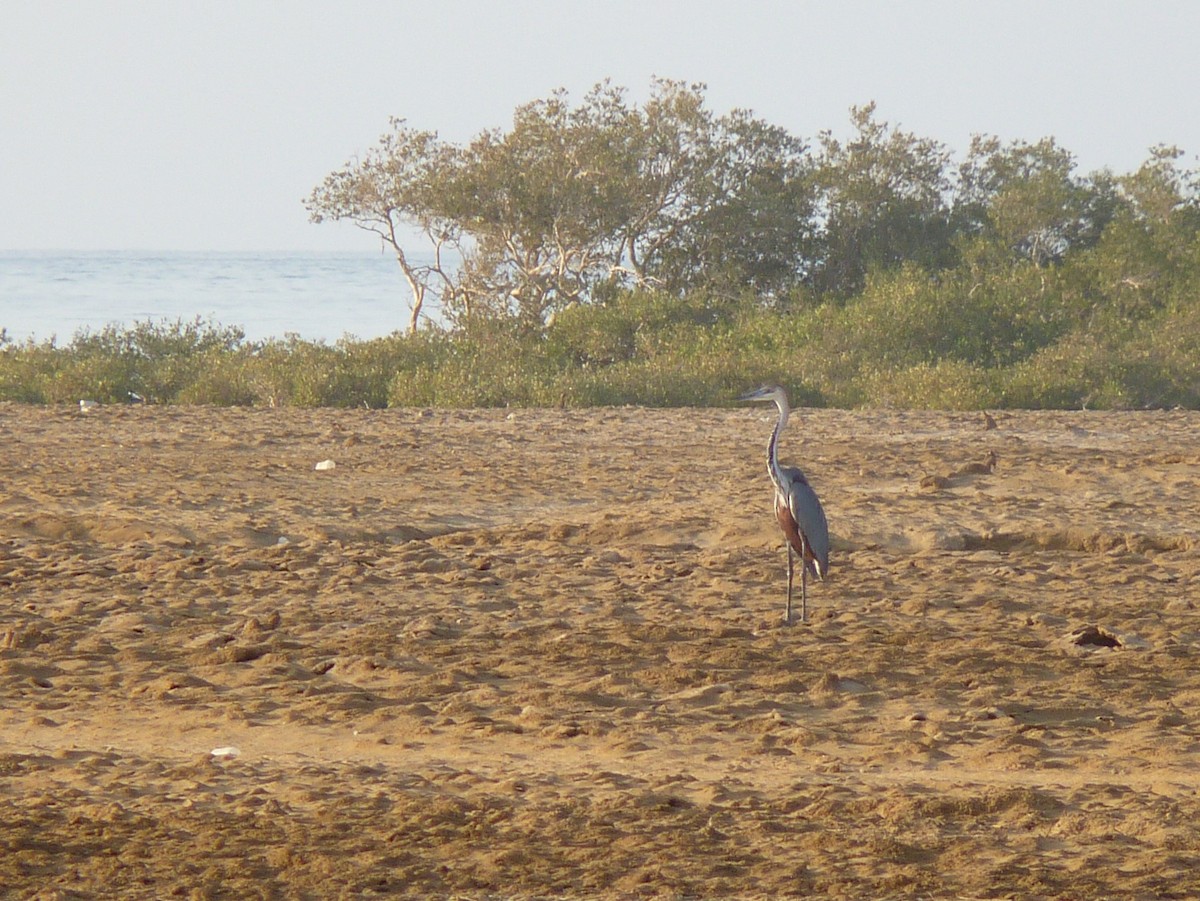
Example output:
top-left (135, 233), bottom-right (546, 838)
top-left (766, 397), bottom-right (789, 494)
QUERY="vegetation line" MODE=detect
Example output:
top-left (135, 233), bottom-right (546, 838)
top-left (4, 82), bottom-right (1199, 410)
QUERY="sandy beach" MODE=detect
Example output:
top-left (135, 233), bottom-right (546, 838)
top-left (2, 401), bottom-right (1199, 898)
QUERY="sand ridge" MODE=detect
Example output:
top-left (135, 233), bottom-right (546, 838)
top-left (2, 402), bottom-right (1200, 897)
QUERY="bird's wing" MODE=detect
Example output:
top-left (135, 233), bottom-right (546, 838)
top-left (786, 472), bottom-right (830, 578)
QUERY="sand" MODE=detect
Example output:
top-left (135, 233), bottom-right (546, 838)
top-left (2, 401), bottom-right (1199, 899)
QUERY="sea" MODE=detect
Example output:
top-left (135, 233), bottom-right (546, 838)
top-left (0, 250), bottom-right (436, 345)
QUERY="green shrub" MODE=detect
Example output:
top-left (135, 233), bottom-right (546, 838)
top-left (1002, 336), bottom-right (1131, 409)
top-left (40, 350), bottom-right (140, 404)
top-left (0, 341), bottom-right (55, 403)
top-left (553, 361), bottom-right (717, 407)
top-left (176, 350), bottom-right (259, 406)
top-left (386, 335), bottom-right (557, 407)
top-left (1, 271), bottom-right (1198, 410)
top-left (543, 289), bottom-right (741, 368)
top-left (861, 360), bottom-right (1003, 410)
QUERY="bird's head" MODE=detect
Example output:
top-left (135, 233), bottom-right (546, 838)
top-left (737, 385), bottom-right (787, 405)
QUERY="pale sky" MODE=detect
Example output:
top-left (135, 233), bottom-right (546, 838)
top-left (4, 0), bottom-right (1198, 252)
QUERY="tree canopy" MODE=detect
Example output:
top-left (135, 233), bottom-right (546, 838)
top-left (296, 80), bottom-right (1200, 412)
top-left (307, 80), bottom-right (818, 331)
top-left (4, 90), bottom-right (1199, 411)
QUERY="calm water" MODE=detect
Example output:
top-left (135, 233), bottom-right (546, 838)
top-left (0, 251), bottom-right (433, 344)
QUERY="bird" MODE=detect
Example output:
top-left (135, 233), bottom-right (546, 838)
top-left (738, 385), bottom-right (829, 624)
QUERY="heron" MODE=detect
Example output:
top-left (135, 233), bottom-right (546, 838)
top-left (738, 385), bottom-right (829, 624)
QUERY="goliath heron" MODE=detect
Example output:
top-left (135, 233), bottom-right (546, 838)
top-left (739, 385), bottom-right (829, 624)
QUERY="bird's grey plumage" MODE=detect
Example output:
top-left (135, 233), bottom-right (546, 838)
top-left (738, 385), bottom-right (829, 623)
top-left (780, 465), bottom-right (830, 581)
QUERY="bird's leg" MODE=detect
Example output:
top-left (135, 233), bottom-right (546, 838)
top-left (801, 562), bottom-right (808, 624)
top-left (800, 536), bottom-right (809, 624)
top-left (785, 545), bottom-right (794, 625)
